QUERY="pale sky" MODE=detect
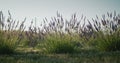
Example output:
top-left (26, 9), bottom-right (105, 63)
top-left (0, 0), bottom-right (120, 28)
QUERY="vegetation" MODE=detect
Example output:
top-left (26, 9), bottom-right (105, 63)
top-left (0, 31), bottom-right (15, 54)
top-left (43, 34), bottom-right (77, 53)
top-left (0, 11), bottom-right (120, 62)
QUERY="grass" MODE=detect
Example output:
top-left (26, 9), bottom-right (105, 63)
top-left (0, 50), bottom-right (120, 63)
top-left (0, 11), bottom-right (120, 63)
top-left (95, 30), bottom-right (120, 52)
top-left (0, 31), bottom-right (16, 54)
top-left (43, 34), bottom-right (80, 53)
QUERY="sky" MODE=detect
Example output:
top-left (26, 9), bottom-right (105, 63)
top-left (0, 0), bottom-right (120, 28)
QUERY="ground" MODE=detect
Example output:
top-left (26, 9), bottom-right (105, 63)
top-left (0, 47), bottom-right (120, 63)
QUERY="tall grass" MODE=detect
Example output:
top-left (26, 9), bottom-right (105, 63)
top-left (42, 11), bottom-right (120, 52)
top-left (0, 31), bottom-right (17, 54)
top-left (0, 11), bottom-right (25, 54)
top-left (88, 11), bottom-right (120, 52)
top-left (43, 33), bottom-right (82, 53)
top-left (0, 10), bottom-right (120, 54)
top-left (97, 31), bottom-right (120, 51)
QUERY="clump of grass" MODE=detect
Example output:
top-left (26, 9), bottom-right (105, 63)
top-left (0, 11), bottom-right (25, 54)
top-left (94, 30), bottom-right (120, 52)
top-left (0, 32), bottom-right (15, 54)
top-left (43, 34), bottom-right (78, 54)
top-left (0, 11), bottom-right (15, 54)
top-left (88, 11), bottom-right (120, 52)
top-left (45, 41), bottom-right (75, 54)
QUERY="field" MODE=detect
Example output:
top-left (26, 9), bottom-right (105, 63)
top-left (0, 11), bottom-right (120, 63)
